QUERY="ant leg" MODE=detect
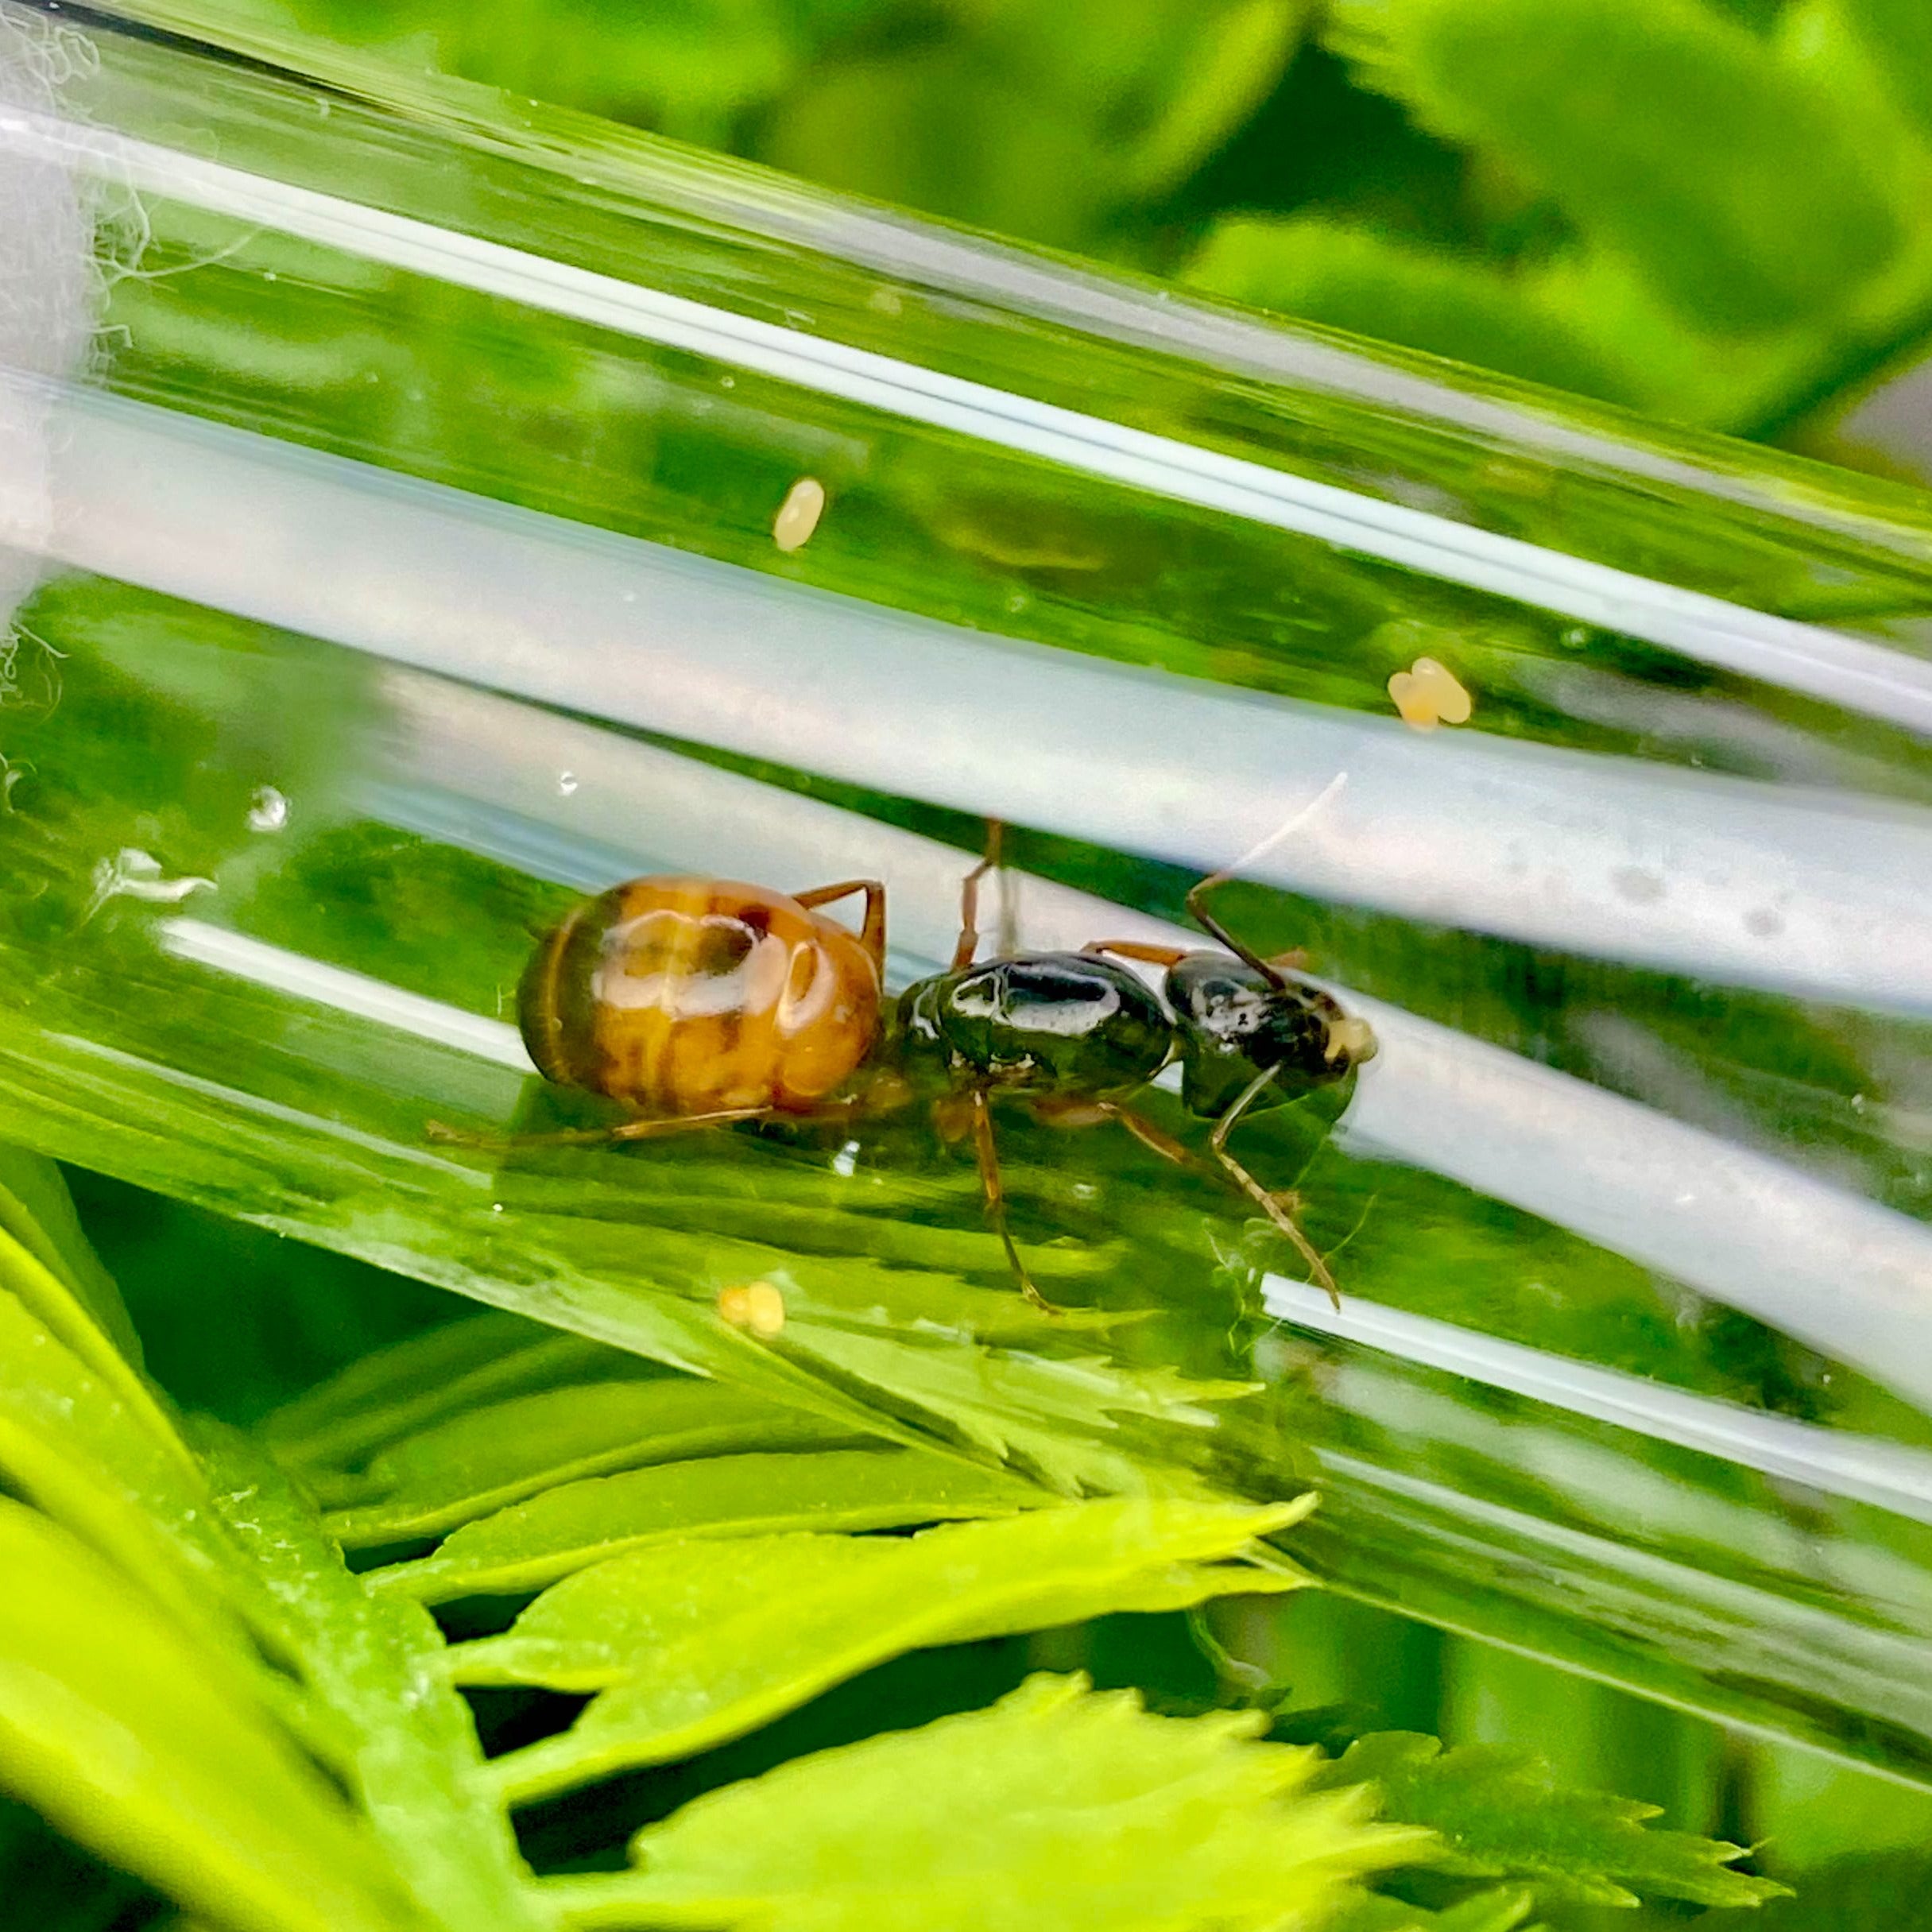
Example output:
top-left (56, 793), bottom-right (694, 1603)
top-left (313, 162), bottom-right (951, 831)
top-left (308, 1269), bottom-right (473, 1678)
top-left (428, 1105), bottom-right (778, 1152)
top-left (968, 1087), bottom-right (1059, 1314)
top-left (1080, 939), bottom-right (1191, 968)
top-left (431, 1076), bottom-right (911, 1157)
top-left (952, 821), bottom-right (1005, 970)
top-left (1035, 1091), bottom-right (1194, 1163)
top-left (953, 861), bottom-right (990, 970)
top-left (962, 823), bottom-right (1007, 968)
top-left (793, 879), bottom-right (887, 975)
top-left (1207, 1066), bottom-right (1340, 1309)
top-left (1033, 1091), bottom-right (1210, 1186)
top-left (1032, 1093), bottom-right (1219, 1186)
top-left (1102, 1104), bottom-right (1197, 1171)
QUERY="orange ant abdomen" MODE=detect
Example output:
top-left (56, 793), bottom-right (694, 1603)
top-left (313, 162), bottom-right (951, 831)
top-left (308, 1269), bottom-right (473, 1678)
top-left (518, 877), bottom-right (885, 1117)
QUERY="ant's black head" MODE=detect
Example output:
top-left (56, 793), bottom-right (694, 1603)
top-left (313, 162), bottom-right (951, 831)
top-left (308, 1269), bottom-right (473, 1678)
top-left (1164, 952), bottom-right (1376, 1120)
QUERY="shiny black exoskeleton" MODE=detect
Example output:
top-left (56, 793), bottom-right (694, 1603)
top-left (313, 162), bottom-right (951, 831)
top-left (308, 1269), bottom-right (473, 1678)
top-left (1163, 953), bottom-right (1366, 1117)
top-left (898, 949), bottom-right (1368, 1121)
top-left (897, 952), bottom-right (1171, 1098)
top-left (896, 846), bottom-right (1376, 1311)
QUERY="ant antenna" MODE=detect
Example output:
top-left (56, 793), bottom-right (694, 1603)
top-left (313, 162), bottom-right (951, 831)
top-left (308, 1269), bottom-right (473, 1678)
top-left (1188, 773), bottom-right (1348, 987)
top-left (1184, 879), bottom-right (1287, 988)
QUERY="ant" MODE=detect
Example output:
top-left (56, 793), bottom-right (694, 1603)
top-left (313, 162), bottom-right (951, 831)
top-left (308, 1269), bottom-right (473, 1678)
top-left (900, 836), bottom-right (1375, 1307)
top-left (433, 848), bottom-right (1376, 1312)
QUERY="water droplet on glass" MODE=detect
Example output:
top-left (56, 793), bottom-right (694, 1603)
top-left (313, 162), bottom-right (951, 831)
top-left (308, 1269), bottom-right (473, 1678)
top-left (557, 772), bottom-right (578, 797)
top-left (246, 785), bottom-right (288, 832)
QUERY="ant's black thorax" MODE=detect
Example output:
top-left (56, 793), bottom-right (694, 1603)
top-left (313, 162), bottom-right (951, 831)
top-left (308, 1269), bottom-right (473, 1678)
top-left (896, 952), bottom-right (1171, 1097)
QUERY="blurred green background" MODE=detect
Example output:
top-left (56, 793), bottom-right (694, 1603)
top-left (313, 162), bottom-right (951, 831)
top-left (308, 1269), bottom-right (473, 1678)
top-left (226, 0), bottom-right (1932, 473)
top-left (17, 2), bottom-right (1932, 1925)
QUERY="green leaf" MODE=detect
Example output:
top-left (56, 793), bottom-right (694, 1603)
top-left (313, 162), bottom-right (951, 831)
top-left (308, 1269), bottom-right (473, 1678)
top-left (194, 1427), bottom-right (552, 1932)
top-left (782, 1320), bottom-right (1261, 1496)
top-left (1835, 0), bottom-right (1932, 137)
top-left (544, 1673), bottom-right (1431, 1931)
top-left (757, 48), bottom-right (1116, 250)
top-left (0, 1150), bottom-right (142, 1368)
top-left (0, 1210), bottom-right (184, 1474)
top-left (1322, 1888), bottom-right (1539, 1932)
top-left (0, 1281), bottom-right (288, 1675)
top-left (456, 1496), bottom-right (1311, 1802)
top-left (1124, 2), bottom-right (1306, 199)
top-left (0, 1499), bottom-right (420, 1932)
top-left (1183, 216), bottom-right (1643, 404)
top-left (322, 1376), bottom-right (888, 1543)
top-left (754, 0), bottom-right (1304, 251)
top-left (975, 0), bottom-right (1306, 203)
top-left (445, 0), bottom-right (806, 147)
top-left (1312, 1731), bottom-right (1792, 1908)
top-left (261, 1311), bottom-right (650, 1473)
top-left (1328, 0), bottom-right (1904, 332)
top-left (377, 1446), bottom-right (1043, 1602)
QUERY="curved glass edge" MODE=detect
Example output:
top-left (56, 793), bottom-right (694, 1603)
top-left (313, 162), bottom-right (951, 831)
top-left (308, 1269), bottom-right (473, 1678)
top-left (42, 0), bottom-right (1932, 603)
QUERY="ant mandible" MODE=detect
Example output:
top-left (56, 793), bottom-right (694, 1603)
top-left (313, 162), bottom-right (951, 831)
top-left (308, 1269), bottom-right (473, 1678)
top-left (433, 845), bottom-right (1376, 1312)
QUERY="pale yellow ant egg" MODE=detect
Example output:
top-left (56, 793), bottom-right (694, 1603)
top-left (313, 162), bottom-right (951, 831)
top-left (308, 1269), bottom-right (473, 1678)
top-left (772, 477), bottom-right (827, 553)
top-left (1388, 656), bottom-right (1472, 731)
top-left (1386, 667), bottom-right (1439, 731)
top-left (718, 1280), bottom-right (787, 1338)
top-left (1411, 656), bottom-right (1473, 724)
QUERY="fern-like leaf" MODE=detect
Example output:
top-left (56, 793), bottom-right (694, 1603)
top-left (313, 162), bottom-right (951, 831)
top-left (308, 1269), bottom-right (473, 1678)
top-left (1183, 216), bottom-right (1644, 402)
top-left (1327, 0), bottom-right (1904, 332)
top-left (454, 1497), bottom-right (1311, 1804)
top-left (1322, 1889), bottom-right (1541, 1932)
top-left (545, 1672), bottom-right (1431, 1932)
top-left (1313, 1730), bottom-right (1791, 1907)
top-left (0, 1165), bottom-right (1798, 1930)
top-left (377, 1445), bottom-right (1041, 1602)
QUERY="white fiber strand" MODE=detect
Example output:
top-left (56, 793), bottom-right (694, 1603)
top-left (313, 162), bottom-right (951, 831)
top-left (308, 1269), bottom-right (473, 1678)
top-left (0, 6), bottom-right (92, 639)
